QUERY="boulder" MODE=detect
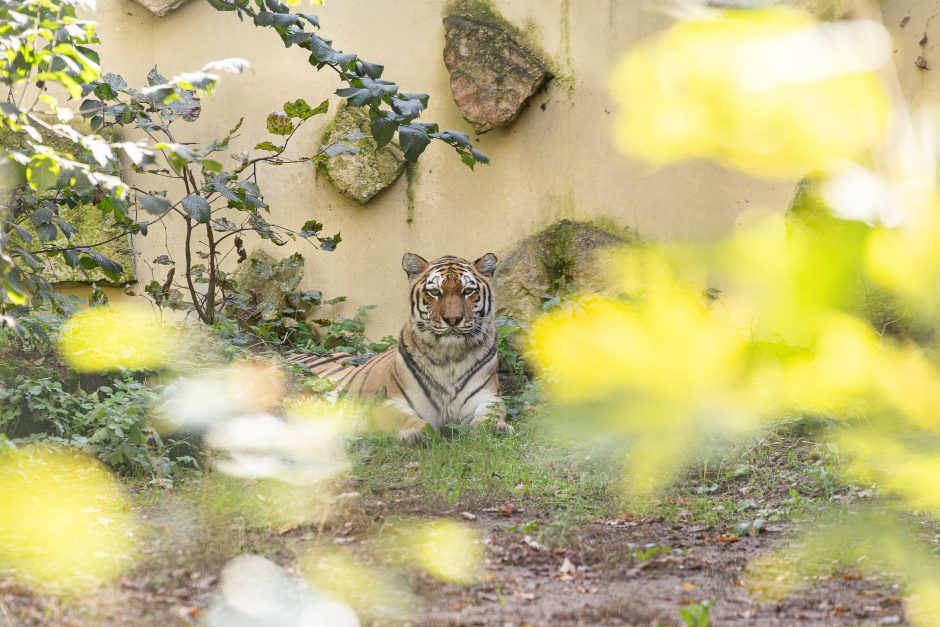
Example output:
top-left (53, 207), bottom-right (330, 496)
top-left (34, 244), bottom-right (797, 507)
top-left (230, 250), bottom-right (305, 322)
top-left (318, 106), bottom-right (406, 204)
top-left (494, 219), bottom-right (632, 324)
top-left (128, 0), bottom-right (191, 17)
top-left (442, 2), bottom-right (553, 133)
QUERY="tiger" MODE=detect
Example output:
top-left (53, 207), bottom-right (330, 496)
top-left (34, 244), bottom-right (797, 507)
top-left (291, 252), bottom-right (510, 443)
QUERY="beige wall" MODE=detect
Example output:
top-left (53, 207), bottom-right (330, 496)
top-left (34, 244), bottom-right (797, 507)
top-left (89, 0), bottom-right (809, 337)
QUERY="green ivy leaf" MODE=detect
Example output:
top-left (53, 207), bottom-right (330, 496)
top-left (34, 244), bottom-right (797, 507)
top-left (398, 124), bottom-right (431, 162)
top-left (370, 116), bottom-right (397, 148)
top-left (254, 141), bottom-right (282, 152)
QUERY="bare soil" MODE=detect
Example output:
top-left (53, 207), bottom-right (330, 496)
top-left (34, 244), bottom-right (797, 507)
top-left (0, 497), bottom-right (907, 626)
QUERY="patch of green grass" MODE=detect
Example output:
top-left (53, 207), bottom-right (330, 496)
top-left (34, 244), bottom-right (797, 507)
top-left (645, 422), bottom-right (854, 527)
top-left (351, 419), bottom-right (617, 517)
top-left (351, 413), bottom-right (859, 540)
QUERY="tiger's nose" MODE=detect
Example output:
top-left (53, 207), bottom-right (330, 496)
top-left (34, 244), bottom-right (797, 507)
top-left (443, 314), bottom-right (464, 327)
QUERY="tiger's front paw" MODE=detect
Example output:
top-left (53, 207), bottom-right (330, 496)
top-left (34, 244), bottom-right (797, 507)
top-left (495, 420), bottom-right (514, 435)
top-left (469, 416), bottom-right (514, 435)
top-left (397, 422), bottom-right (430, 446)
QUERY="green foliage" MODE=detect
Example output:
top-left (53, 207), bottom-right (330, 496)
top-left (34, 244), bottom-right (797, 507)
top-left (0, 0), bottom-right (143, 319)
top-left (496, 316), bottom-right (528, 393)
top-left (86, 73), bottom-right (345, 324)
top-left (1, 0), bottom-right (484, 328)
top-left (0, 376), bottom-right (196, 482)
top-left (207, 0), bottom-right (489, 169)
top-left (243, 302), bottom-right (397, 357)
top-left (0, 308), bottom-right (195, 482)
top-left (309, 304), bottom-right (397, 355)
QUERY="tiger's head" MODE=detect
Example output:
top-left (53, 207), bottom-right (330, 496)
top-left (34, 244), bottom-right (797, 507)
top-left (402, 252), bottom-right (497, 345)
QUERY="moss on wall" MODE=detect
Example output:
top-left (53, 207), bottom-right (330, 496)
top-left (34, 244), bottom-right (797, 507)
top-left (444, 0), bottom-right (554, 71)
top-left (544, 219), bottom-right (577, 292)
top-left (0, 331), bottom-right (79, 392)
top-left (405, 163), bottom-right (417, 225)
top-left (554, 0), bottom-right (575, 96)
top-left (494, 218), bottom-right (635, 323)
top-left (0, 118), bottom-right (135, 286)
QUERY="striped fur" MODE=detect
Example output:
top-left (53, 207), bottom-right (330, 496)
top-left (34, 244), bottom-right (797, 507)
top-left (291, 253), bottom-right (508, 442)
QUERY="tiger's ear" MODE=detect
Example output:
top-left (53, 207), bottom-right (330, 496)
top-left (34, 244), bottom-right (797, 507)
top-left (473, 252), bottom-right (498, 278)
top-left (402, 252), bottom-right (429, 280)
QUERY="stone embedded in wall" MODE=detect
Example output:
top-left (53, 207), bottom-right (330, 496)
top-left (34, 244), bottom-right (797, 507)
top-left (790, 0), bottom-right (854, 20)
top-left (0, 118), bottom-right (136, 287)
top-left (32, 204), bottom-right (137, 286)
top-left (318, 106), bottom-right (406, 205)
top-left (494, 219), bottom-right (632, 324)
top-left (442, 14), bottom-right (553, 133)
top-left (128, 0), bottom-right (191, 18)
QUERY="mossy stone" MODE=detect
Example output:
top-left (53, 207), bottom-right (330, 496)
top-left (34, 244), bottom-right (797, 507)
top-left (442, 1), bottom-right (553, 133)
top-left (231, 250), bottom-right (305, 321)
top-left (318, 106), bottom-right (406, 204)
top-left (1, 117), bottom-right (135, 286)
top-left (494, 219), bottom-right (633, 324)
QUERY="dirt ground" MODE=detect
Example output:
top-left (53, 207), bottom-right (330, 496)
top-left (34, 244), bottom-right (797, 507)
top-left (0, 503), bottom-right (907, 626)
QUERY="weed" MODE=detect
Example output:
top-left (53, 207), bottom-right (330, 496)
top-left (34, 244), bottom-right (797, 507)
top-left (679, 600), bottom-right (713, 627)
top-left (1, 376), bottom-right (197, 483)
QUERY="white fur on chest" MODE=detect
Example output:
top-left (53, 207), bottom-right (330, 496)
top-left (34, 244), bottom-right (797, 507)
top-left (395, 342), bottom-right (496, 427)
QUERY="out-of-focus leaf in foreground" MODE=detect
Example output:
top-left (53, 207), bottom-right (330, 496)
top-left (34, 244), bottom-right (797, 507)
top-left (0, 446), bottom-right (136, 593)
top-left (206, 554), bottom-right (359, 627)
top-left (58, 304), bottom-right (182, 372)
top-left (609, 7), bottom-right (891, 178)
top-left (302, 548), bottom-right (414, 623)
top-left (379, 518), bottom-right (484, 585)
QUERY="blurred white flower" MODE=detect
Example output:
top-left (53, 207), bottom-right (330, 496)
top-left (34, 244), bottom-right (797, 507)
top-left (157, 361), bottom-right (286, 430)
top-left (823, 163), bottom-right (904, 227)
top-left (206, 555), bottom-right (359, 627)
top-left (823, 109), bottom-right (940, 228)
top-left (205, 412), bottom-right (349, 485)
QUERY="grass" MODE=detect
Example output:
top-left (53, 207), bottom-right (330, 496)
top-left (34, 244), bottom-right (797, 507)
top-left (127, 410), bottom-right (857, 565)
top-left (352, 418), bottom-right (618, 514)
top-left (348, 412), bottom-right (856, 545)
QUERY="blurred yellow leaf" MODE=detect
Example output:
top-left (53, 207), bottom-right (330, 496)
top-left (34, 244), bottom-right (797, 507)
top-left (302, 548), bottom-right (413, 621)
top-left (610, 7), bottom-right (890, 178)
top-left (379, 518), bottom-right (484, 585)
top-left (0, 447), bottom-right (136, 593)
top-left (58, 304), bottom-right (181, 372)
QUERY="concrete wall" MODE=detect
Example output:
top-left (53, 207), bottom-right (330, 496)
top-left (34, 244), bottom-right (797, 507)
top-left (89, 0), bottom-right (813, 336)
